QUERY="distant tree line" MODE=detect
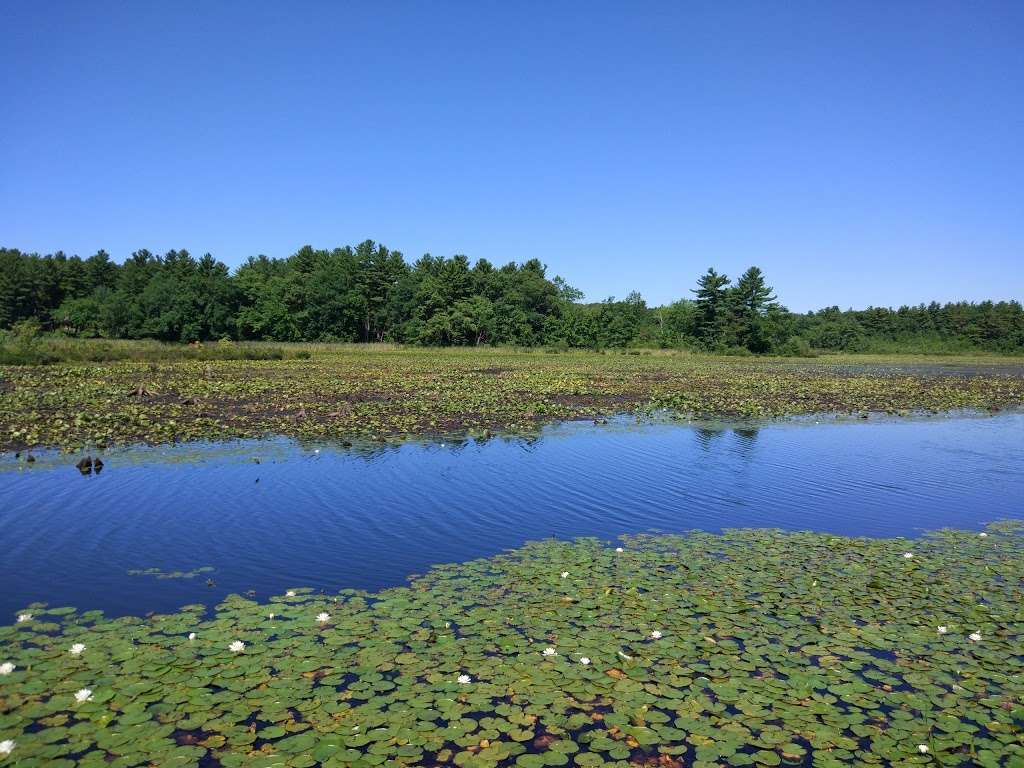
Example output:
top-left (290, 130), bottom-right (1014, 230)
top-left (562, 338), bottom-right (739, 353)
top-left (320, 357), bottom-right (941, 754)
top-left (1, 244), bottom-right (1022, 353)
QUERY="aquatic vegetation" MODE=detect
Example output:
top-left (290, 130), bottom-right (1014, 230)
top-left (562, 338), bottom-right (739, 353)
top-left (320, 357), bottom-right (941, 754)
top-left (2, 524), bottom-right (1023, 766)
top-left (2, 347), bottom-right (1023, 452)
top-left (126, 566), bottom-right (215, 581)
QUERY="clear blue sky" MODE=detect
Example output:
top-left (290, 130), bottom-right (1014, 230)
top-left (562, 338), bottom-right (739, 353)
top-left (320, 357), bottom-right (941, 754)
top-left (2, 1), bottom-right (1021, 311)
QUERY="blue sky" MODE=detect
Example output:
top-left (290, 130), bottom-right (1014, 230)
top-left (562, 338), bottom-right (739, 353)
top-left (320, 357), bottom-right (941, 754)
top-left (1, 1), bottom-right (1021, 311)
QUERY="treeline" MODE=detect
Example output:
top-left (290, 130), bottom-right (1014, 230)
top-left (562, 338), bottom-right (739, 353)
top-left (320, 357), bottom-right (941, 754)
top-left (1, 243), bottom-right (1022, 353)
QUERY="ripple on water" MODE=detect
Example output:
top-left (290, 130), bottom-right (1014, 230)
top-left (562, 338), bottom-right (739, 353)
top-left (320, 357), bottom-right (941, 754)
top-left (1, 413), bottom-right (1022, 617)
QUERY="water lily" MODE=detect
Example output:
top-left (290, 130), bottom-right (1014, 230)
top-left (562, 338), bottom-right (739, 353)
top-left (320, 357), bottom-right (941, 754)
top-left (937, 626), bottom-right (948, 634)
top-left (969, 632), bottom-right (982, 642)
top-left (188, 632), bottom-right (197, 641)
top-left (285, 590), bottom-right (296, 597)
top-left (579, 657), bottom-right (591, 665)
top-left (903, 552), bottom-right (914, 559)
top-left (615, 547), bottom-right (624, 553)
top-left (560, 571), bottom-right (569, 579)
top-left (0, 662), bottom-right (14, 675)
top-left (74, 688), bottom-right (93, 703)
top-left (918, 744), bottom-right (929, 754)
top-left (979, 532), bottom-right (988, 537)
top-left (457, 674), bottom-right (471, 684)
top-left (542, 647), bottom-right (557, 656)
top-left (16, 613), bottom-right (31, 623)
top-left (650, 630), bottom-right (663, 639)
top-left (268, 612), bottom-right (275, 619)
top-left (316, 612), bottom-right (331, 623)
top-left (0, 740), bottom-right (14, 756)
top-left (229, 640), bottom-right (245, 653)
top-left (70, 643), bottom-right (86, 656)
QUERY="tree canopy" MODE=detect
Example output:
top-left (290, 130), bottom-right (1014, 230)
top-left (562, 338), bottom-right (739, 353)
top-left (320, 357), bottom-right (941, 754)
top-left (1, 244), bottom-right (1021, 353)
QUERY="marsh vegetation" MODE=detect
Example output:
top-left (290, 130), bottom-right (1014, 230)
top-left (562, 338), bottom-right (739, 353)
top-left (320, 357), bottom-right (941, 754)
top-left (2, 346), bottom-right (1023, 452)
top-left (2, 526), bottom-right (1022, 767)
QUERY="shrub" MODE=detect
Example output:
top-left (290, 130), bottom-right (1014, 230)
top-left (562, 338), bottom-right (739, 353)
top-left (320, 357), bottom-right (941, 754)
top-left (776, 336), bottom-right (817, 358)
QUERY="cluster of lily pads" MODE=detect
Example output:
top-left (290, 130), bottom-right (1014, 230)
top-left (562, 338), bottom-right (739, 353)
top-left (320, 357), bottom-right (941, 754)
top-left (2, 347), bottom-right (1023, 452)
top-left (126, 567), bottom-right (215, 581)
top-left (2, 523), bottom-right (1022, 766)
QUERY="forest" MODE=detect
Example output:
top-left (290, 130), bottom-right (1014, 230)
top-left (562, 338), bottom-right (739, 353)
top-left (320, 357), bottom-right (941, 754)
top-left (1, 243), bottom-right (1022, 354)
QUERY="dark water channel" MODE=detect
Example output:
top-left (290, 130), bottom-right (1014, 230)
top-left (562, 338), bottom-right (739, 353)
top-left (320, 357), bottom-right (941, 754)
top-left (1, 413), bottom-right (1022, 618)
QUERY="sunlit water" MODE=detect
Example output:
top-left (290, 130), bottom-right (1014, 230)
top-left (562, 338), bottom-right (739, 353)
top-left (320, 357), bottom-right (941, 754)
top-left (1, 413), bottom-right (1022, 618)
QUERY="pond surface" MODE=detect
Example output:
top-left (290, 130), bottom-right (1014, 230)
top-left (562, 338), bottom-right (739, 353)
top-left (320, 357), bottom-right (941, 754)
top-left (1, 413), bottom-right (1023, 619)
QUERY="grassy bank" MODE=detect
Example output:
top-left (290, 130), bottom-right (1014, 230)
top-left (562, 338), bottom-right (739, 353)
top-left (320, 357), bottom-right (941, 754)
top-left (0, 336), bottom-right (311, 366)
top-left (2, 345), bottom-right (1024, 451)
top-left (2, 524), bottom-right (1022, 767)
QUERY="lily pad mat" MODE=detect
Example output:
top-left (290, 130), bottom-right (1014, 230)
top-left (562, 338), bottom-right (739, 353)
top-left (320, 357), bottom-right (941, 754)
top-left (2, 524), bottom-right (1022, 766)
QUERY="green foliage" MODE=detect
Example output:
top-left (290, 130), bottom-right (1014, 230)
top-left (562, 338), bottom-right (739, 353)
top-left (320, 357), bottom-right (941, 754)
top-left (0, 337), bottom-right (305, 366)
top-left (2, 524), bottom-right (1023, 766)
top-left (2, 246), bottom-right (1023, 353)
top-left (693, 267), bottom-right (733, 343)
top-left (2, 347), bottom-right (1022, 451)
top-left (776, 336), bottom-right (817, 358)
top-left (0, 319), bottom-right (62, 365)
top-left (796, 303), bottom-right (1024, 354)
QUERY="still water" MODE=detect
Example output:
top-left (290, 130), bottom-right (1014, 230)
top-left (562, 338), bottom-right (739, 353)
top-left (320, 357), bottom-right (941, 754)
top-left (1, 413), bottom-right (1022, 619)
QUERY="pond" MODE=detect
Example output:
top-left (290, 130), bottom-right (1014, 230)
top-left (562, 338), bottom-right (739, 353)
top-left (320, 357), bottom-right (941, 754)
top-left (1, 412), bottom-right (1023, 619)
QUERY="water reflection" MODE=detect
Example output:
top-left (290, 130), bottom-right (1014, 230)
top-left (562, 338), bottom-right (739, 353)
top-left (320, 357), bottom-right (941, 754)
top-left (694, 427), bottom-right (725, 449)
top-left (1, 414), bottom-right (1022, 619)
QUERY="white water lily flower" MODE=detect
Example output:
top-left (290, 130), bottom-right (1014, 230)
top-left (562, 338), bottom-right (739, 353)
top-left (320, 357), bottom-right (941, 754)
top-left (16, 613), bottom-right (32, 623)
top-left (316, 612), bottom-right (331, 624)
top-left (579, 657), bottom-right (591, 665)
top-left (560, 572), bottom-right (569, 579)
top-left (615, 547), bottom-right (624, 553)
top-left (902, 552), bottom-right (914, 559)
top-left (969, 632), bottom-right (982, 642)
top-left (918, 744), bottom-right (929, 754)
top-left (937, 626), bottom-right (948, 634)
top-left (74, 688), bottom-right (93, 703)
top-left (285, 590), bottom-right (296, 597)
top-left (229, 640), bottom-right (245, 653)
top-left (0, 740), bottom-right (14, 756)
top-left (268, 613), bottom-right (275, 620)
top-left (542, 647), bottom-right (557, 657)
top-left (979, 532), bottom-right (988, 537)
top-left (457, 674), bottom-right (472, 684)
top-left (0, 662), bottom-right (14, 675)
top-left (188, 632), bottom-right (197, 641)
top-left (70, 643), bottom-right (86, 656)
top-left (650, 630), bottom-right (663, 640)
